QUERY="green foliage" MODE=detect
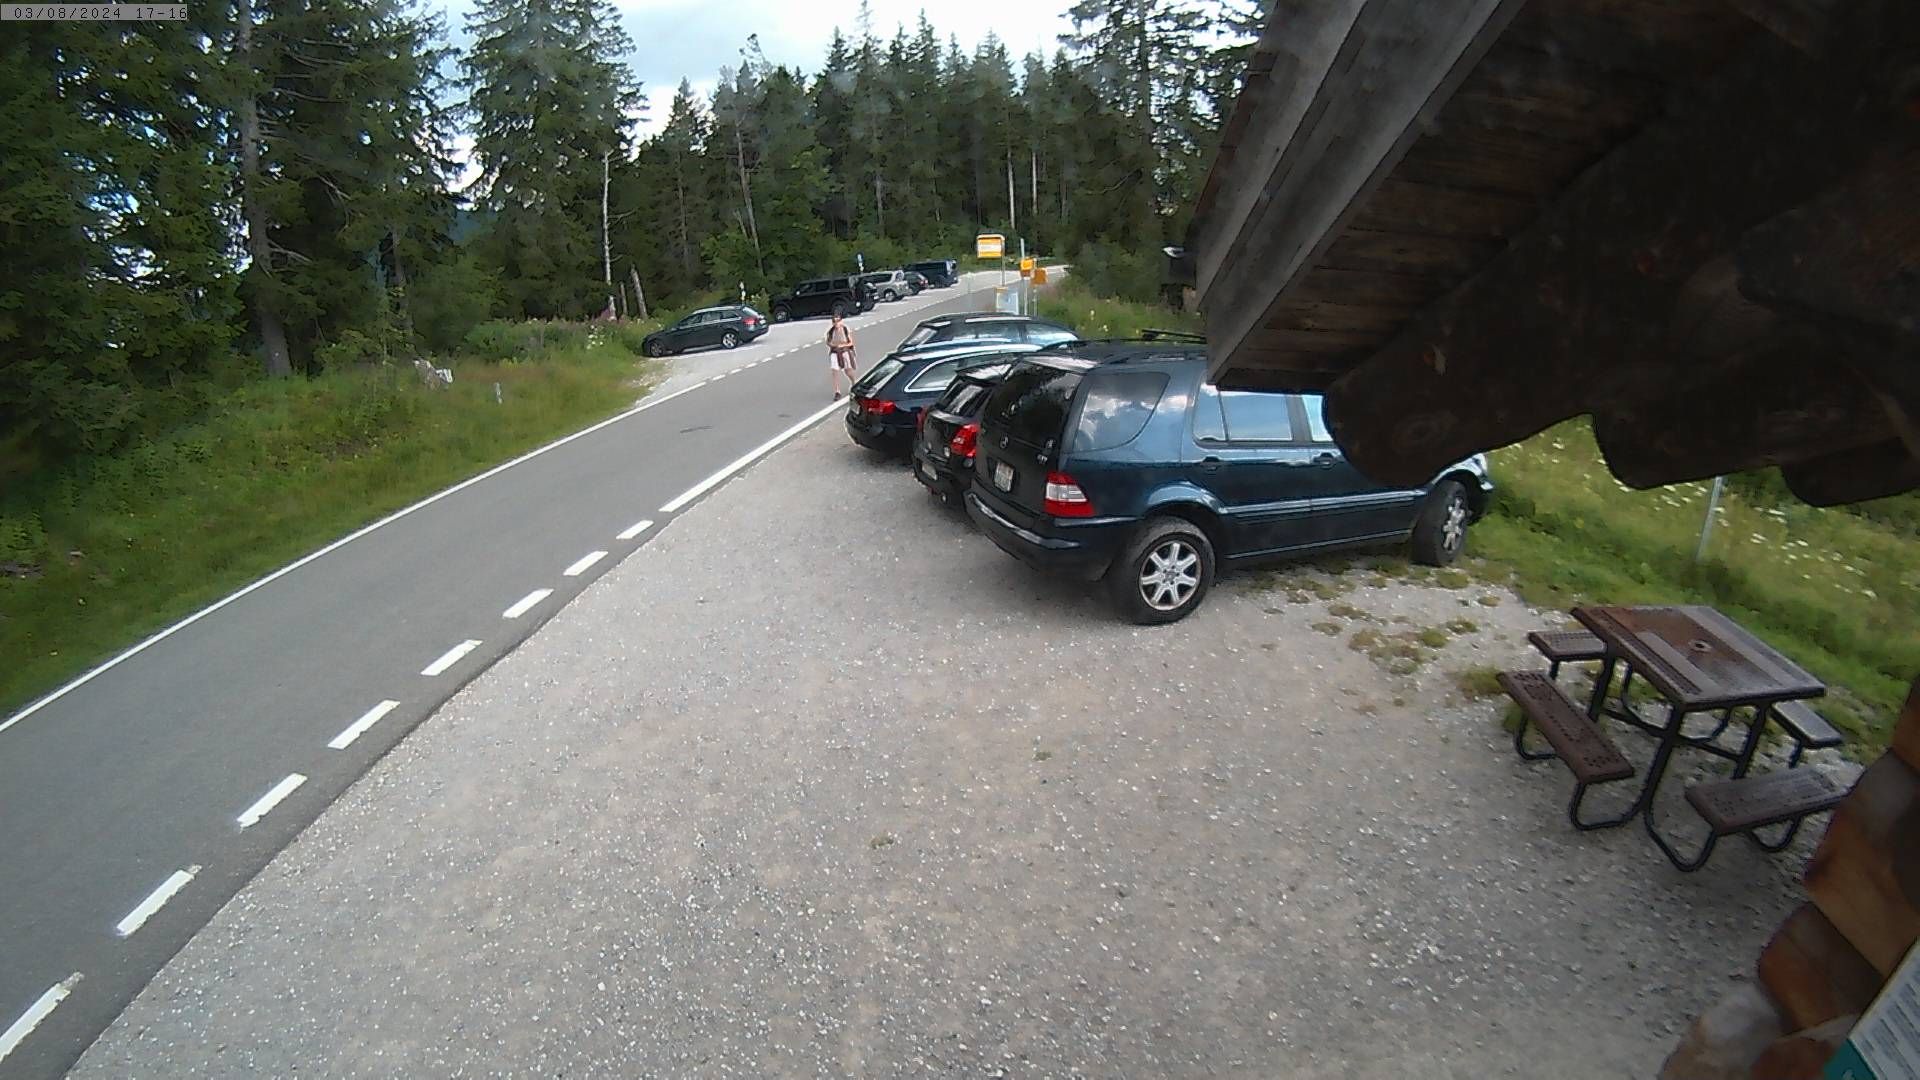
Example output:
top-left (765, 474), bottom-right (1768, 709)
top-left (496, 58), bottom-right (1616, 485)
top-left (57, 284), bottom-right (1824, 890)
top-left (1037, 278), bottom-right (1197, 339)
top-left (1067, 242), bottom-right (1168, 304)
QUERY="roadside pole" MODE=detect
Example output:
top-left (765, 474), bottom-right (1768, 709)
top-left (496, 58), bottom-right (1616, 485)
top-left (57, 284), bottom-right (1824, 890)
top-left (1694, 476), bottom-right (1725, 562)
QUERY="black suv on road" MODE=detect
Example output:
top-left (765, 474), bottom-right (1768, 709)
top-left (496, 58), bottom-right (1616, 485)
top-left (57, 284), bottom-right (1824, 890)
top-left (770, 276), bottom-right (876, 322)
top-left (964, 342), bottom-right (1493, 624)
top-left (906, 259), bottom-right (959, 287)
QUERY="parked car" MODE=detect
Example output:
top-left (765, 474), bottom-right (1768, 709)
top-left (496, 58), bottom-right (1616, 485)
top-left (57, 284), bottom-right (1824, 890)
top-left (911, 359), bottom-right (1018, 505)
top-left (845, 342), bottom-right (1042, 457)
top-left (907, 259), bottom-right (959, 287)
top-left (859, 269), bottom-right (914, 302)
top-left (964, 342), bottom-right (1494, 624)
top-left (894, 314), bottom-right (1079, 351)
top-left (770, 276), bottom-right (876, 322)
top-left (903, 270), bottom-right (928, 294)
top-left (640, 305), bottom-right (768, 357)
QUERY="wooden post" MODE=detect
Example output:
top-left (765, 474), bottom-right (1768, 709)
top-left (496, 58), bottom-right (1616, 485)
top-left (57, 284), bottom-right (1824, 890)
top-left (629, 266), bottom-right (648, 321)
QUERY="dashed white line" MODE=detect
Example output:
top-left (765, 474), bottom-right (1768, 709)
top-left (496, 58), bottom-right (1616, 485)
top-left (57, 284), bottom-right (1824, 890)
top-left (0, 376), bottom-right (715, 740)
top-left (114, 866), bottom-right (200, 937)
top-left (420, 639), bottom-right (482, 676)
top-left (563, 550), bottom-right (608, 577)
top-left (0, 974), bottom-right (82, 1065)
top-left (659, 398), bottom-right (843, 514)
top-left (501, 588), bottom-right (553, 620)
top-left (328, 698), bottom-right (400, 750)
top-left (616, 518), bottom-right (654, 541)
top-left (236, 773), bottom-right (306, 829)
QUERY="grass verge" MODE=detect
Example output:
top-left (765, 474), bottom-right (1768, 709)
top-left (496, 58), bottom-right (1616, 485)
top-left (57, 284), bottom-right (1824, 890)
top-left (0, 323), bottom-right (662, 716)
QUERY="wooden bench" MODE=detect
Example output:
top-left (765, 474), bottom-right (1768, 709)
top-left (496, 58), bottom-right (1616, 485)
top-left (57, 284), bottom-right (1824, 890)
top-left (1646, 768), bottom-right (1849, 871)
top-left (1501, 669), bottom-right (1636, 829)
top-left (1527, 628), bottom-right (1607, 679)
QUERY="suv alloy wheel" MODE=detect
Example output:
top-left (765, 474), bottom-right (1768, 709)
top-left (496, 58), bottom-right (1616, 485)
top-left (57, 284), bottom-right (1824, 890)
top-left (1107, 517), bottom-right (1216, 624)
top-left (772, 305), bottom-right (791, 323)
top-left (1410, 479), bottom-right (1470, 566)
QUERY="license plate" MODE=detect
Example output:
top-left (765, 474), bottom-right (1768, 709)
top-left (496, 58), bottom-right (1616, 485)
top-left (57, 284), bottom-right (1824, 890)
top-left (992, 461), bottom-right (1014, 492)
top-left (918, 460), bottom-right (936, 482)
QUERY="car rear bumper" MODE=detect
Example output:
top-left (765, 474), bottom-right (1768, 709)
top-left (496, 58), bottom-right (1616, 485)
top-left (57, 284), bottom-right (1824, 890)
top-left (965, 490), bottom-right (1121, 581)
top-left (911, 445), bottom-right (968, 498)
top-left (845, 414), bottom-right (911, 454)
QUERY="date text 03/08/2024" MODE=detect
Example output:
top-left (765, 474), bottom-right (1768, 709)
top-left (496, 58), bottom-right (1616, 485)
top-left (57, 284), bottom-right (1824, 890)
top-left (1, 3), bottom-right (186, 18)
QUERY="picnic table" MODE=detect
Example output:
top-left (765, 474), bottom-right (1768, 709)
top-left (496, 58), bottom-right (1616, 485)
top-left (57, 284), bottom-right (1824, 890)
top-left (1501, 604), bottom-right (1848, 871)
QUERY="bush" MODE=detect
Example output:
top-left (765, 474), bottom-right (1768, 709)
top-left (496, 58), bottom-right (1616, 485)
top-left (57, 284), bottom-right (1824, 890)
top-left (1069, 242), bottom-right (1166, 304)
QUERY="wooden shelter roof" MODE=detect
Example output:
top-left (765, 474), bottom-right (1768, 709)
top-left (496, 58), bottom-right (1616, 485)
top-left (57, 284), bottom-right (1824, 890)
top-left (1185, 0), bottom-right (1919, 505)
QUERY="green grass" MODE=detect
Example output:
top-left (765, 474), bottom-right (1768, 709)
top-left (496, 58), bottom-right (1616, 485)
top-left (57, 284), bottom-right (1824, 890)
top-left (1479, 422), bottom-right (1917, 751)
top-left (1035, 279), bottom-right (1201, 341)
top-left (0, 323), bottom-right (663, 716)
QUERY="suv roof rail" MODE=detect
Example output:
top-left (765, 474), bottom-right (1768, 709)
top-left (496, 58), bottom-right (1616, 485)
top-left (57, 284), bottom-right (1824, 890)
top-left (1140, 328), bottom-right (1206, 343)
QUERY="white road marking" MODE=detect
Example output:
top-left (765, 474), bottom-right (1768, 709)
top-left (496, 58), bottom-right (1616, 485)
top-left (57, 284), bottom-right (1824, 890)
top-left (500, 588), bottom-right (552, 620)
top-left (114, 866), bottom-right (200, 937)
top-left (328, 698), bottom-right (400, 750)
top-left (616, 518), bottom-right (653, 540)
top-left (420, 639), bottom-right (482, 677)
top-left (236, 773), bottom-right (306, 829)
top-left (563, 550), bottom-right (608, 577)
top-left (0, 974), bottom-right (82, 1065)
top-left (659, 398), bottom-right (843, 514)
top-left (0, 375), bottom-right (714, 739)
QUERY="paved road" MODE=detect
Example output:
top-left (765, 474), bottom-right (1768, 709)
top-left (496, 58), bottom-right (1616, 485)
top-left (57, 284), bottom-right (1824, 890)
top-left (0, 276), bottom-right (1005, 1077)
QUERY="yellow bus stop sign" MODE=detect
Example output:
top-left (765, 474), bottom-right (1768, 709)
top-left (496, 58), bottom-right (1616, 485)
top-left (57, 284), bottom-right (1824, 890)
top-left (975, 233), bottom-right (1005, 259)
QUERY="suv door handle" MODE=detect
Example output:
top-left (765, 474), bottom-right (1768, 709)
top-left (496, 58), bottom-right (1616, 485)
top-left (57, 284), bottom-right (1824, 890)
top-left (1314, 452), bottom-right (1337, 468)
top-left (1200, 456), bottom-right (1222, 470)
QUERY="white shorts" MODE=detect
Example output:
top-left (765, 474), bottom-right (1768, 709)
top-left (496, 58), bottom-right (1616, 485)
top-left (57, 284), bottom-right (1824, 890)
top-left (829, 349), bottom-right (855, 370)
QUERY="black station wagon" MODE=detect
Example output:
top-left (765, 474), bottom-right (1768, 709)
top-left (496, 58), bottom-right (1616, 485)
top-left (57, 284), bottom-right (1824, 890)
top-left (846, 343), bottom-right (1039, 457)
top-left (964, 342), bottom-right (1494, 624)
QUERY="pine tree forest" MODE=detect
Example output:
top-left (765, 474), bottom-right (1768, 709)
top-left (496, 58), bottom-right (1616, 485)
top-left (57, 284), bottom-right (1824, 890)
top-left (0, 0), bottom-right (1271, 467)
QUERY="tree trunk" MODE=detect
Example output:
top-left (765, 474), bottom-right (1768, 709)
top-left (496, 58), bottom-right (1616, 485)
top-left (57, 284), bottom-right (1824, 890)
top-left (236, 0), bottom-right (291, 378)
top-left (388, 225), bottom-right (415, 339)
top-left (629, 265), bottom-right (648, 321)
top-left (601, 149), bottom-right (615, 315)
top-left (673, 154), bottom-right (691, 275)
top-left (732, 125), bottom-right (763, 272)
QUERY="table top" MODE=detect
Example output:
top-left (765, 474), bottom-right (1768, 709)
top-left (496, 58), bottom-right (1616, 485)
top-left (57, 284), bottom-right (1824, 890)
top-left (1572, 604), bottom-right (1826, 711)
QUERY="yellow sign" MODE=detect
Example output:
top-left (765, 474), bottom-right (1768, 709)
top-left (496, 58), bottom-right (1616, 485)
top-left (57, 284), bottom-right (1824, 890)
top-left (975, 233), bottom-right (1005, 259)
top-left (1031, 266), bottom-right (1048, 285)
top-left (1020, 257), bottom-right (1035, 271)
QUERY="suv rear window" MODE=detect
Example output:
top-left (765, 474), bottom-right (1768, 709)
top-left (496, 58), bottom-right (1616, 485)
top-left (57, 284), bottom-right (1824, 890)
top-left (939, 380), bottom-right (991, 416)
top-left (1071, 371), bottom-right (1168, 452)
top-left (985, 364), bottom-right (1081, 447)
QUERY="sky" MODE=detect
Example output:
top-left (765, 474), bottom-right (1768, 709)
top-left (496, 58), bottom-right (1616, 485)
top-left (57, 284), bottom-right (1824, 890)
top-left (439, 0), bottom-right (1084, 137)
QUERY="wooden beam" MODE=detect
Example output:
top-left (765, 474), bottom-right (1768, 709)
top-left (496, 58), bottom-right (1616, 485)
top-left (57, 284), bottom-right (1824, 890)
top-left (1591, 337), bottom-right (1892, 488)
top-left (1319, 3), bottom-right (1917, 487)
top-left (1199, 0), bottom-right (1524, 370)
top-left (1782, 440), bottom-right (1920, 506)
top-left (1189, 0), bottom-right (1369, 296)
top-left (1894, 677), bottom-right (1920, 775)
top-left (1722, 0), bottom-right (1842, 52)
top-left (1804, 752), bottom-right (1920, 977)
top-left (1758, 903), bottom-right (1885, 1031)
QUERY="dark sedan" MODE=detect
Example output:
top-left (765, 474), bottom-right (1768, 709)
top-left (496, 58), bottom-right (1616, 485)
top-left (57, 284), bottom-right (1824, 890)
top-left (910, 360), bottom-right (1016, 505)
top-left (642, 306), bottom-right (768, 357)
top-left (845, 342), bottom-right (1041, 457)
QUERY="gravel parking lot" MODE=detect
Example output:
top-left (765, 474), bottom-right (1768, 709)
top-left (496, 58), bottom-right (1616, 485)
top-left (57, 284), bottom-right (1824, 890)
top-left (77, 422), bottom-right (1835, 1079)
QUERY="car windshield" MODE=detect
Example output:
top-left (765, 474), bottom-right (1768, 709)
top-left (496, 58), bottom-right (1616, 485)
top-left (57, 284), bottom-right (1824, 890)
top-left (984, 363), bottom-right (1081, 447)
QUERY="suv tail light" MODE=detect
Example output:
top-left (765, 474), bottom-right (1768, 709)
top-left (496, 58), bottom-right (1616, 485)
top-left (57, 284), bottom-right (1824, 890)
top-left (858, 398), bottom-right (896, 415)
top-left (1044, 471), bottom-right (1094, 517)
top-left (743, 315), bottom-right (759, 326)
top-left (948, 422), bottom-right (979, 460)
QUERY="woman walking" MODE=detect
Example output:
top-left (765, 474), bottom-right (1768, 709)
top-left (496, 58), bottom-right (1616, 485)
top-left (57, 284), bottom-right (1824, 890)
top-left (827, 313), bottom-right (858, 399)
